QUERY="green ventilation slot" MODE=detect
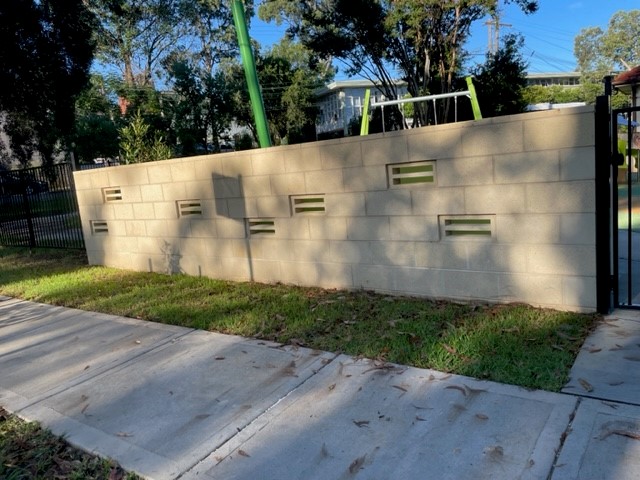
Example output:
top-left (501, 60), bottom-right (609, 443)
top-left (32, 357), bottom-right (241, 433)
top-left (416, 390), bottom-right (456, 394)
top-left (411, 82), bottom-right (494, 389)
top-left (102, 187), bottom-right (122, 202)
top-left (177, 200), bottom-right (203, 217)
top-left (247, 218), bottom-right (276, 236)
top-left (440, 216), bottom-right (494, 240)
top-left (388, 161), bottom-right (436, 186)
top-left (291, 194), bottom-right (325, 215)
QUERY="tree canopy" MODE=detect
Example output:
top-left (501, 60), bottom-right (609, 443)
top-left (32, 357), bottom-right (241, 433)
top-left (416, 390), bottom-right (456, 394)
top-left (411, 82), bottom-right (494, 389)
top-left (0, 0), bottom-right (96, 167)
top-left (574, 10), bottom-right (640, 83)
top-left (259, 0), bottom-right (537, 127)
top-left (472, 33), bottom-right (528, 117)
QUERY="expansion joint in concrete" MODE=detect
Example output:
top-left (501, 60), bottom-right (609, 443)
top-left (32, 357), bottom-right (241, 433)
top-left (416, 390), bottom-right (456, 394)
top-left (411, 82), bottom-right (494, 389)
top-left (547, 396), bottom-right (581, 480)
top-left (175, 352), bottom-right (341, 479)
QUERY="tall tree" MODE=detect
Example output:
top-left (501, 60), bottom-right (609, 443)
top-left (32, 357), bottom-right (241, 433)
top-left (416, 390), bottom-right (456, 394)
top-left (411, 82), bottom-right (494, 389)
top-left (73, 74), bottom-right (121, 164)
top-left (227, 38), bottom-right (334, 145)
top-left (161, 0), bottom-right (253, 154)
top-left (472, 33), bottom-right (528, 117)
top-left (259, 0), bottom-right (537, 127)
top-left (575, 10), bottom-right (640, 84)
top-left (0, 0), bottom-right (95, 167)
top-left (87, 0), bottom-right (181, 87)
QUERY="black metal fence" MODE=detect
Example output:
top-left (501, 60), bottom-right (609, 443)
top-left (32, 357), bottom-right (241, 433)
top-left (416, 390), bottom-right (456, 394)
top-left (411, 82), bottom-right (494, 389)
top-left (0, 163), bottom-right (84, 249)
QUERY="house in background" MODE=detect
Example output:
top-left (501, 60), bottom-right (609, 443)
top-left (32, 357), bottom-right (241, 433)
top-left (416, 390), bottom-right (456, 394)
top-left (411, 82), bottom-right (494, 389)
top-left (313, 73), bottom-right (583, 139)
top-left (314, 80), bottom-right (409, 139)
top-left (526, 72), bottom-right (581, 87)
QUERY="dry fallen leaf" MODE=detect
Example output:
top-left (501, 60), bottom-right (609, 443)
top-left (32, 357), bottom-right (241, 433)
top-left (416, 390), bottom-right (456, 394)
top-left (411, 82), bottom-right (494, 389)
top-left (599, 422), bottom-right (640, 441)
top-left (83, 365), bottom-right (90, 371)
top-left (475, 413), bottom-right (489, 420)
top-left (578, 378), bottom-right (594, 392)
top-left (328, 383), bottom-right (336, 391)
top-left (483, 445), bottom-right (504, 461)
top-left (587, 347), bottom-right (602, 353)
top-left (238, 450), bottom-right (250, 458)
top-left (556, 331), bottom-right (578, 341)
top-left (353, 420), bottom-right (370, 428)
top-left (445, 385), bottom-right (467, 396)
top-left (349, 455), bottom-right (367, 474)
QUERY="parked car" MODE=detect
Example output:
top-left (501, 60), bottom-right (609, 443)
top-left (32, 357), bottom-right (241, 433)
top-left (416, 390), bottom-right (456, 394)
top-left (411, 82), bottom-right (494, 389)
top-left (0, 173), bottom-right (49, 196)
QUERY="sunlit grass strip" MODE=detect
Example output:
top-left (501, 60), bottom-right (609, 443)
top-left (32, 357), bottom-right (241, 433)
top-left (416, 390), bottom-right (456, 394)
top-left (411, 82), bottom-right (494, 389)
top-left (0, 247), bottom-right (598, 392)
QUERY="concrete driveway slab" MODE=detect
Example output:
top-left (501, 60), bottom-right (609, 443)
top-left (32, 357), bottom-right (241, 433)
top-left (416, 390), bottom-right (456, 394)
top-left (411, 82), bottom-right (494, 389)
top-left (563, 312), bottom-right (640, 405)
top-left (0, 300), bottom-right (189, 410)
top-left (552, 398), bottom-right (640, 480)
top-left (17, 330), bottom-right (336, 480)
top-left (184, 355), bottom-right (578, 480)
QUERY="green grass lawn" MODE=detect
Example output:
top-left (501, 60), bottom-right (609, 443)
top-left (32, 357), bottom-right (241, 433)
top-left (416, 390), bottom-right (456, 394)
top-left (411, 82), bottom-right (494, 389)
top-left (0, 247), bottom-right (599, 392)
top-left (0, 407), bottom-right (139, 480)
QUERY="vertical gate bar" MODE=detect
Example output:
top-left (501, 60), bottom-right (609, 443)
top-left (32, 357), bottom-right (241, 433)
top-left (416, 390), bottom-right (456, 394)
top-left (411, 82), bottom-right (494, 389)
top-left (628, 120), bottom-right (634, 305)
top-left (612, 111), bottom-right (620, 307)
top-left (596, 95), bottom-right (613, 313)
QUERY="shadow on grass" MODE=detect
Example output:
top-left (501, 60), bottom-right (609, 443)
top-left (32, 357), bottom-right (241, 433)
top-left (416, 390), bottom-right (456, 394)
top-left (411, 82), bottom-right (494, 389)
top-left (0, 247), bottom-right (600, 391)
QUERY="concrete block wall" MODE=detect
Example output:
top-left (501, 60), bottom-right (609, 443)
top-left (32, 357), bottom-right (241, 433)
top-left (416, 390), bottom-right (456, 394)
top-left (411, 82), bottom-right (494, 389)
top-left (74, 106), bottom-right (597, 311)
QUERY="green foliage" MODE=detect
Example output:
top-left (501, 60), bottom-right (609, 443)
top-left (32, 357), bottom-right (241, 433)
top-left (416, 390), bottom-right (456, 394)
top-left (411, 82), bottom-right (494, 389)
top-left (119, 112), bottom-right (172, 164)
top-left (166, 59), bottom-right (233, 155)
top-left (0, 0), bottom-right (96, 167)
top-left (259, 0), bottom-right (537, 127)
top-left (575, 10), bottom-right (640, 80)
top-left (472, 34), bottom-right (528, 117)
top-left (227, 37), bottom-right (332, 146)
top-left (233, 132), bottom-right (255, 150)
top-left (73, 114), bottom-right (120, 164)
top-left (0, 246), bottom-right (598, 392)
top-left (574, 10), bottom-right (640, 100)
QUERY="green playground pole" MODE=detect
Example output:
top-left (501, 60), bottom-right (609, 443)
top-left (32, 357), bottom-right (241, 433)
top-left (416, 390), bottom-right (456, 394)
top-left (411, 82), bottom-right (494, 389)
top-left (360, 88), bottom-right (371, 135)
top-left (466, 77), bottom-right (482, 120)
top-left (232, 0), bottom-right (271, 148)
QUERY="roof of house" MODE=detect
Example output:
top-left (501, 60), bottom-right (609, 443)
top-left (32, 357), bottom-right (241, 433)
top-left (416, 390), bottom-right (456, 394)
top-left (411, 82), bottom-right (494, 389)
top-left (613, 66), bottom-right (640, 93)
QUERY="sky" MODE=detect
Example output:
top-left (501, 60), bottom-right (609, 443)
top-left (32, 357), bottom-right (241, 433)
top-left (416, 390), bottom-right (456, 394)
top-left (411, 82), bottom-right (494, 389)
top-left (247, 0), bottom-right (639, 77)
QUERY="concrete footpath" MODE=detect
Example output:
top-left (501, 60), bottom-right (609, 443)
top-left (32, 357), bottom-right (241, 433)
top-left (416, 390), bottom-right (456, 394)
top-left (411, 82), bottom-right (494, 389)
top-left (2, 296), bottom-right (640, 479)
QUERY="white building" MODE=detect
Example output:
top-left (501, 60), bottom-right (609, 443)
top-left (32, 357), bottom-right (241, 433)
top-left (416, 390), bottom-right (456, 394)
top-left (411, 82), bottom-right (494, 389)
top-left (314, 80), bottom-right (409, 138)
top-left (525, 72), bottom-right (581, 87)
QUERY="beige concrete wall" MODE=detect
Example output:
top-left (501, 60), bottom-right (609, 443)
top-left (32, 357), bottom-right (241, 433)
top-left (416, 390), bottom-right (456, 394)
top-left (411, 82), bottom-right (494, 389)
top-left (74, 106), bottom-right (597, 311)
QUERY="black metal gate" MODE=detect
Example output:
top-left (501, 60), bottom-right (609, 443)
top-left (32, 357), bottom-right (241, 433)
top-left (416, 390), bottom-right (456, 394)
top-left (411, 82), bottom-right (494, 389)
top-left (610, 105), bottom-right (640, 308)
top-left (0, 163), bottom-right (84, 249)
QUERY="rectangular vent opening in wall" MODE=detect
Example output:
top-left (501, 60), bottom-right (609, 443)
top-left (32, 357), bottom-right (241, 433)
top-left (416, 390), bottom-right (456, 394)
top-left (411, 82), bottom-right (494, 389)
top-left (440, 215), bottom-right (495, 241)
top-left (177, 199), bottom-right (203, 217)
top-left (102, 187), bottom-right (122, 202)
top-left (91, 220), bottom-right (109, 235)
top-left (291, 194), bottom-right (325, 215)
top-left (388, 160), bottom-right (436, 187)
top-left (247, 218), bottom-right (276, 236)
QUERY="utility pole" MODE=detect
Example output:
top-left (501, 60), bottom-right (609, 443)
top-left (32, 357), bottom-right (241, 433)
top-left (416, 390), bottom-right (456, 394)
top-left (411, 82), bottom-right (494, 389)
top-left (485, 7), bottom-right (511, 54)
